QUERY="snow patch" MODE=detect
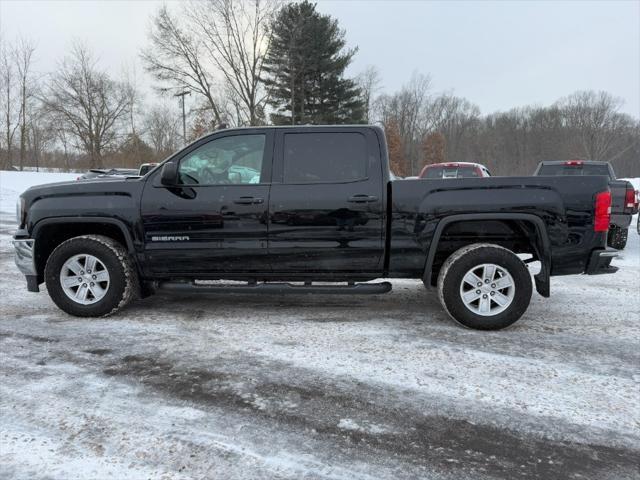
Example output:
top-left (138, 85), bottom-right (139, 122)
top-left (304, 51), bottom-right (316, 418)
top-left (337, 418), bottom-right (389, 435)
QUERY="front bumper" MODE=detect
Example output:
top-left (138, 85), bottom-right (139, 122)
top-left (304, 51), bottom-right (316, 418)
top-left (585, 248), bottom-right (618, 275)
top-left (12, 239), bottom-right (39, 292)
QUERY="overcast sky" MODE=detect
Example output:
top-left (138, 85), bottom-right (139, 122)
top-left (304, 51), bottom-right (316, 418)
top-left (1, 0), bottom-right (638, 117)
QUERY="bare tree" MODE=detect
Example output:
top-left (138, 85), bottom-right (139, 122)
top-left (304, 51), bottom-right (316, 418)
top-left (26, 103), bottom-right (55, 171)
top-left (43, 43), bottom-right (130, 169)
top-left (53, 122), bottom-right (73, 172)
top-left (421, 131), bottom-right (446, 167)
top-left (141, 5), bottom-right (223, 124)
top-left (557, 91), bottom-right (631, 160)
top-left (385, 119), bottom-right (407, 176)
top-left (187, 0), bottom-right (278, 126)
top-left (442, 95), bottom-right (639, 176)
top-left (356, 65), bottom-right (382, 123)
top-left (13, 37), bottom-right (37, 171)
top-left (376, 72), bottom-right (432, 174)
top-left (428, 94), bottom-right (480, 163)
top-left (122, 63), bottom-right (141, 137)
top-left (1, 38), bottom-right (20, 170)
top-left (143, 104), bottom-right (181, 156)
top-left (121, 63), bottom-right (144, 164)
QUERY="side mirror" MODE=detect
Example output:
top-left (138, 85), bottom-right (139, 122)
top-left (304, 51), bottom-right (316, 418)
top-left (160, 162), bottom-right (179, 185)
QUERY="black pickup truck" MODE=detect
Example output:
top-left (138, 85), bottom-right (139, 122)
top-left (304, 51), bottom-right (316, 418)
top-left (534, 160), bottom-right (638, 249)
top-left (13, 126), bottom-right (618, 330)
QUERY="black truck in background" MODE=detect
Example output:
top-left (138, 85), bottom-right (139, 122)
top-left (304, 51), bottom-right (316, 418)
top-left (13, 126), bottom-right (618, 330)
top-left (534, 160), bottom-right (638, 249)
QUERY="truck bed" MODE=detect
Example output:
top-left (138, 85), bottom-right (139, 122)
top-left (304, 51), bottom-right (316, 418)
top-left (388, 175), bottom-right (610, 277)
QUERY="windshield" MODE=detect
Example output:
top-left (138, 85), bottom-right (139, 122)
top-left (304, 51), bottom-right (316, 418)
top-left (537, 164), bottom-right (611, 178)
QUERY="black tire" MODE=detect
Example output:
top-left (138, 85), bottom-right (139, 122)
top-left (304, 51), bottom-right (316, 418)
top-left (44, 235), bottom-right (138, 317)
top-left (607, 226), bottom-right (628, 250)
top-left (437, 243), bottom-right (532, 330)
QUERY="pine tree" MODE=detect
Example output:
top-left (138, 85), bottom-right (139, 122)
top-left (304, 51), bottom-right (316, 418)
top-left (262, 1), bottom-right (365, 125)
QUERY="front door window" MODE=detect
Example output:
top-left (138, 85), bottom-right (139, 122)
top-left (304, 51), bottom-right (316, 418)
top-left (178, 134), bottom-right (266, 185)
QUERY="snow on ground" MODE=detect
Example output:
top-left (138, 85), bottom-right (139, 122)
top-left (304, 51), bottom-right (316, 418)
top-left (0, 171), bottom-right (639, 480)
top-left (621, 177), bottom-right (640, 191)
top-left (0, 171), bottom-right (78, 253)
top-left (0, 170), bottom-right (79, 196)
top-left (16, 167), bottom-right (78, 173)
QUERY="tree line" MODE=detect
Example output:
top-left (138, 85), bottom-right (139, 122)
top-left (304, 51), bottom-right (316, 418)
top-left (1, 0), bottom-right (638, 177)
top-left (378, 74), bottom-right (639, 177)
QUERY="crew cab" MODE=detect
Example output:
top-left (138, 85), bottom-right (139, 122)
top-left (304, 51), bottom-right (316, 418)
top-left (534, 160), bottom-right (638, 249)
top-left (13, 126), bottom-right (618, 330)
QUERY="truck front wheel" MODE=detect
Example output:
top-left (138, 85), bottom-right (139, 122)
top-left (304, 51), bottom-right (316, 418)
top-left (44, 235), bottom-right (138, 317)
top-left (437, 244), bottom-right (532, 330)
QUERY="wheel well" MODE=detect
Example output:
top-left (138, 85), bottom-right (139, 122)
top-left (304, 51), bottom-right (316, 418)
top-left (33, 223), bottom-right (129, 280)
top-left (428, 219), bottom-right (540, 286)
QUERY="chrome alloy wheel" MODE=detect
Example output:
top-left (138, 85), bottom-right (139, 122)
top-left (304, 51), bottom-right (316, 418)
top-left (59, 254), bottom-right (110, 305)
top-left (459, 263), bottom-right (515, 316)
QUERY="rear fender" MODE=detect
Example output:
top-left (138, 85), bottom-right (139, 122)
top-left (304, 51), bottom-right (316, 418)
top-left (422, 213), bottom-right (551, 297)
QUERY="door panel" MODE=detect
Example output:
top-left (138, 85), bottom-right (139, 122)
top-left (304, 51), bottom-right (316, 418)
top-left (141, 184), bottom-right (270, 275)
top-left (268, 128), bottom-right (385, 274)
top-left (141, 130), bottom-right (272, 276)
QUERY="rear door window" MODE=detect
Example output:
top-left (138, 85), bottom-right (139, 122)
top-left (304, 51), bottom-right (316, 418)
top-left (282, 132), bottom-right (367, 183)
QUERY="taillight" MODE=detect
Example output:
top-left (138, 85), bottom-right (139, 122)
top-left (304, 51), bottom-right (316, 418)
top-left (624, 188), bottom-right (635, 209)
top-left (594, 191), bottom-right (611, 232)
top-left (564, 160), bottom-right (583, 166)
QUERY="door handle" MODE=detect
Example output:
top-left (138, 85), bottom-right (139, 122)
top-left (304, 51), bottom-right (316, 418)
top-left (233, 196), bottom-right (263, 205)
top-left (348, 194), bottom-right (378, 203)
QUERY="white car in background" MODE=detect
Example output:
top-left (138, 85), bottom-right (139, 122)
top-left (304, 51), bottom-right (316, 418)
top-left (419, 162), bottom-right (492, 179)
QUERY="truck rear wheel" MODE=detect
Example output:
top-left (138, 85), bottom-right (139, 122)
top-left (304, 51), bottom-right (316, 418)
top-left (607, 226), bottom-right (628, 250)
top-left (437, 244), bottom-right (532, 330)
top-left (44, 235), bottom-right (138, 317)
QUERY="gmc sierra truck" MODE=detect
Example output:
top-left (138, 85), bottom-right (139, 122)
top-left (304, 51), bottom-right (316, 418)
top-left (13, 126), bottom-right (618, 330)
top-left (534, 160), bottom-right (638, 249)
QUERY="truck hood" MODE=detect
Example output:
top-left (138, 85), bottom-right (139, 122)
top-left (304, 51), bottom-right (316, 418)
top-left (20, 177), bottom-right (145, 212)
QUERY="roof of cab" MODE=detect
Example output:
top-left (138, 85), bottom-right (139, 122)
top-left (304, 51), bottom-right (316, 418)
top-left (538, 160), bottom-right (607, 165)
top-left (194, 124), bottom-right (384, 143)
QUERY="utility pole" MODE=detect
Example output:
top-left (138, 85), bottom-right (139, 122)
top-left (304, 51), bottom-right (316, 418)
top-left (174, 90), bottom-right (191, 146)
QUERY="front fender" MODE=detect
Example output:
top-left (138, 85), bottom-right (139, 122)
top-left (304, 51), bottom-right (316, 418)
top-left (31, 217), bottom-right (137, 253)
